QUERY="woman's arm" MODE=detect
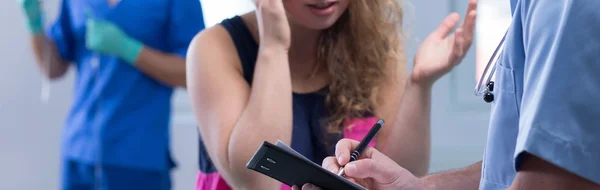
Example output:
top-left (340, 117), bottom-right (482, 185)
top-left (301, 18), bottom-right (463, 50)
top-left (376, 0), bottom-right (477, 177)
top-left (189, 2), bottom-right (292, 188)
top-left (186, 25), bottom-right (292, 189)
top-left (375, 60), bottom-right (432, 177)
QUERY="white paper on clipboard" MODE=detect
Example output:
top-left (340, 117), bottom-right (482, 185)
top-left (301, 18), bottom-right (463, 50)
top-left (275, 140), bottom-right (312, 162)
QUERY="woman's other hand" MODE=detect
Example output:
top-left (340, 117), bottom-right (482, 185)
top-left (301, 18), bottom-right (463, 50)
top-left (255, 0), bottom-right (291, 51)
top-left (411, 0), bottom-right (477, 86)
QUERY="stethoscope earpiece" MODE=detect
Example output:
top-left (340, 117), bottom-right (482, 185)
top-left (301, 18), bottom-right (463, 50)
top-left (483, 81), bottom-right (495, 103)
top-left (484, 92), bottom-right (494, 103)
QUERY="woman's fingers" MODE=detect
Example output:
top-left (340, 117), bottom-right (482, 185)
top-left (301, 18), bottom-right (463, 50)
top-left (452, 28), bottom-right (465, 64)
top-left (467, 0), bottom-right (477, 11)
top-left (294, 183), bottom-right (323, 190)
top-left (433, 12), bottom-right (461, 39)
top-left (464, 10), bottom-right (476, 42)
top-left (461, 0), bottom-right (477, 45)
top-left (461, 10), bottom-right (477, 45)
top-left (458, 0), bottom-right (477, 28)
top-left (448, 0), bottom-right (477, 63)
top-left (302, 183), bottom-right (323, 190)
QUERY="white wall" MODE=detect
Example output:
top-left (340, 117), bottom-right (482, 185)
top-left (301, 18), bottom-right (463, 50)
top-left (0, 0), bottom-right (510, 189)
top-left (1, 0), bottom-right (71, 189)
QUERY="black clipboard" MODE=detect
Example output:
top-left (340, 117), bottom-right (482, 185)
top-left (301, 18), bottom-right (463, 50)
top-left (246, 141), bottom-right (367, 190)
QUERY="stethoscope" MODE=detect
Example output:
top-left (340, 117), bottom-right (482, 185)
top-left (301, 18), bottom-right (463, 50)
top-left (474, 30), bottom-right (508, 103)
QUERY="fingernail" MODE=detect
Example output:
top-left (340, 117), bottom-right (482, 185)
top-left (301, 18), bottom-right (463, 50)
top-left (338, 156), bottom-right (343, 164)
top-left (328, 166), bottom-right (337, 173)
top-left (305, 184), bottom-right (314, 190)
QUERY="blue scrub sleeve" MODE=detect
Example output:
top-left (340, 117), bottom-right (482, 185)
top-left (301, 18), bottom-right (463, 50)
top-left (166, 0), bottom-right (206, 58)
top-left (514, 0), bottom-right (600, 184)
top-left (46, 0), bottom-right (76, 62)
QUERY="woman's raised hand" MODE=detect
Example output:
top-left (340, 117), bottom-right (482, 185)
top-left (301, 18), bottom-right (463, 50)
top-left (411, 0), bottom-right (478, 86)
top-left (255, 0), bottom-right (291, 51)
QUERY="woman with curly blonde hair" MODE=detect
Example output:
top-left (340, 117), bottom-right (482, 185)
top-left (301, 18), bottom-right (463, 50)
top-left (186, 0), bottom-right (477, 189)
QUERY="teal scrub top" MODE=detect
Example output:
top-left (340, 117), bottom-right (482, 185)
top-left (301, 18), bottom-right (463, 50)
top-left (480, 0), bottom-right (600, 189)
top-left (47, 0), bottom-right (205, 170)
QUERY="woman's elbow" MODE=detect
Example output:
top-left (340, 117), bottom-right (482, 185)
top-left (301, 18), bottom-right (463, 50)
top-left (388, 147), bottom-right (430, 177)
top-left (407, 151), bottom-right (431, 177)
top-left (411, 160), bottom-right (430, 177)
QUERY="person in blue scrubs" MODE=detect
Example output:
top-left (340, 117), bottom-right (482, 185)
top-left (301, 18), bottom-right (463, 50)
top-left (301, 0), bottom-right (600, 189)
top-left (17, 0), bottom-right (205, 189)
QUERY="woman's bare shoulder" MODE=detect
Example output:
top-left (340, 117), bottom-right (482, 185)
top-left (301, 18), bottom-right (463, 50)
top-left (188, 21), bottom-right (242, 72)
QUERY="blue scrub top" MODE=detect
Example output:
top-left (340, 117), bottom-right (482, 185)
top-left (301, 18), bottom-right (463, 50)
top-left (480, 0), bottom-right (600, 189)
top-left (47, 0), bottom-right (205, 170)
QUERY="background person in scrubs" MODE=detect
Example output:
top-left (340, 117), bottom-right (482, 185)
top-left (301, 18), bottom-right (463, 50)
top-left (303, 0), bottom-right (600, 189)
top-left (17, 0), bottom-right (205, 189)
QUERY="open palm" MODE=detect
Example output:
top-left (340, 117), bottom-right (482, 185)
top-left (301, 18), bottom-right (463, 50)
top-left (411, 0), bottom-right (477, 86)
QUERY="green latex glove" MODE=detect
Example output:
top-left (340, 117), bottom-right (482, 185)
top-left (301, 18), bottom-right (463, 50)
top-left (86, 19), bottom-right (143, 64)
top-left (17, 0), bottom-right (44, 34)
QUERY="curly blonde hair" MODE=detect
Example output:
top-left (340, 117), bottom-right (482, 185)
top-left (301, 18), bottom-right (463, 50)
top-left (319, 0), bottom-right (405, 134)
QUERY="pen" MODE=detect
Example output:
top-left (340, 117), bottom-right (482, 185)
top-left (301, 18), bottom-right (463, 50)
top-left (337, 118), bottom-right (384, 176)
